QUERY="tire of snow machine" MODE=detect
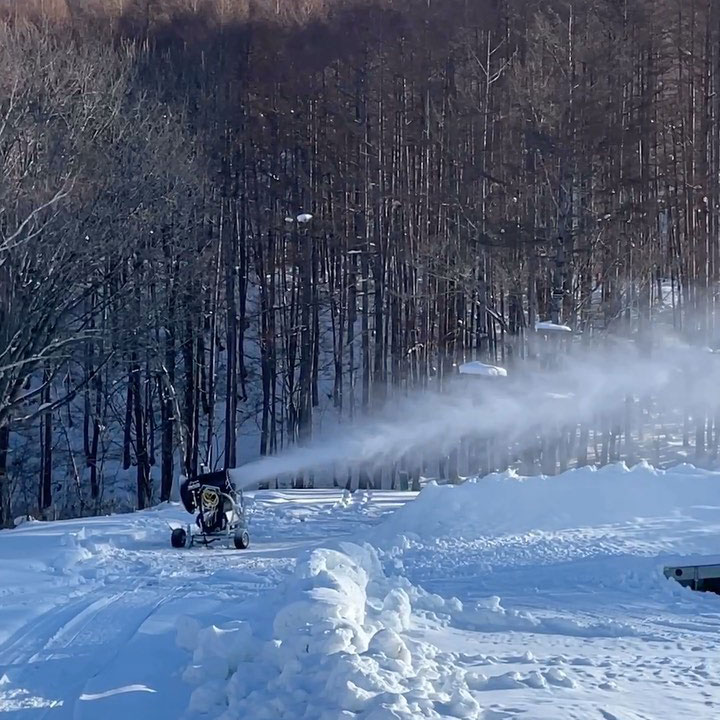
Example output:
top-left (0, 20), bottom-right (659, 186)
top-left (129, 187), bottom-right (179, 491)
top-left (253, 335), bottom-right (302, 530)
top-left (233, 529), bottom-right (250, 550)
top-left (171, 527), bottom-right (187, 548)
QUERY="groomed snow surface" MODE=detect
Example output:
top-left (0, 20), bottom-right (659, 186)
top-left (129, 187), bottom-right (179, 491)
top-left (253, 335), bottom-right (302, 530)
top-left (3, 465), bottom-right (720, 719)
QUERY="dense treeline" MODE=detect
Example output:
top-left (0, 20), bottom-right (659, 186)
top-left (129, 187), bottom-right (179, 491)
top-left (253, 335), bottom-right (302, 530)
top-left (0, 0), bottom-right (718, 522)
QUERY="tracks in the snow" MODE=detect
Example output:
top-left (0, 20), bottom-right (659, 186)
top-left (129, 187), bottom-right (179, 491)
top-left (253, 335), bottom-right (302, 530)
top-left (0, 579), bottom-right (188, 719)
top-left (0, 541), bottom-right (298, 719)
top-left (0, 494), bottom-right (382, 719)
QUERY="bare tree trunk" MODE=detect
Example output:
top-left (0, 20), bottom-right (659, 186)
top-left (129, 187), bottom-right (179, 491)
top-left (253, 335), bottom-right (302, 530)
top-left (131, 358), bottom-right (151, 509)
top-left (123, 367), bottom-right (133, 471)
top-left (0, 426), bottom-right (8, 527)
top-left (39, 372), bottom-right (52, 517)
top-left (297, 225), bottom-right (313, 445)
top-left (224, 201), bottom-right (238, 468)
top-left (160, 318), bottom-right (175, 500)
top-left (183, 315), bottom-right (199, 478)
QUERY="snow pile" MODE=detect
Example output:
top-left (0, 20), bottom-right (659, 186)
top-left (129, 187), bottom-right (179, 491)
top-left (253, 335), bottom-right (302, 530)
top-left (457, 361), bottom-right (507, 378)
top-left (180, 542), bottom-right (480, 720)
top-left (535, 320), bottom-right (572, 333)
top-left (372, 461), bottom-right (720, 540)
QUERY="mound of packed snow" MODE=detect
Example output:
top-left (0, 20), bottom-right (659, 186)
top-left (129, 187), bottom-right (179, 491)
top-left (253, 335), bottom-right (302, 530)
top-left (372, 462), bottom-right (720, 541)
top-left (180, 542), bottom-right (478, 720)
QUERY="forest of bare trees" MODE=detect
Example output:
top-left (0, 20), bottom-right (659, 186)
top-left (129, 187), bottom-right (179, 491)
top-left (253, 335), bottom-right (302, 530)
top-left (1, 0), bottom-right (719, 523)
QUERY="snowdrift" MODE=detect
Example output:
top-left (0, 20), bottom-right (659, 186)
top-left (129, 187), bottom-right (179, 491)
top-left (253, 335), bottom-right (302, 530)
top-left (367, 461), bottom-right (720, 604)
top-left (372, 461), bottom-right (720, 540)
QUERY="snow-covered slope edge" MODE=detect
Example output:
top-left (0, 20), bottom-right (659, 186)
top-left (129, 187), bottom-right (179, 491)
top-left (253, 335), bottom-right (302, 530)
top-left (373, 460), bottom-right (720, 538)
top-left (368, 460), bottom-right (720, 603)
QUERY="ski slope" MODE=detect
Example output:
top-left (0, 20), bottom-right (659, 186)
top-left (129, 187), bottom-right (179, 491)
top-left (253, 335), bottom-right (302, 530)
top-left (0, 490), bottom-right (407, 718)
top-left (2, 465), bottom-right (720, 719)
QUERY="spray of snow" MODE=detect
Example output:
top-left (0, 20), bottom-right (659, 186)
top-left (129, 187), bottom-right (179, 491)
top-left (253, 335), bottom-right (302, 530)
top-left (231, 340), bottom-right (720, 489)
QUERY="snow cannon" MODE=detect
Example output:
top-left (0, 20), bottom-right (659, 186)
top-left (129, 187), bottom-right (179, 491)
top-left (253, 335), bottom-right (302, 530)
top-left (172, 469), bottom-right (250, 550)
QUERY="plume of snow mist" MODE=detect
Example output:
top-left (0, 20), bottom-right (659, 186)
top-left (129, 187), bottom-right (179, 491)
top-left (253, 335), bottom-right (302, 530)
top-left (230, 339), bottom-right (720, 489)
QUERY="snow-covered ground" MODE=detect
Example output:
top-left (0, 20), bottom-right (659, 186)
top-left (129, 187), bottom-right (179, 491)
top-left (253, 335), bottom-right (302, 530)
top-left (3, 464), bottom-right (720, 719)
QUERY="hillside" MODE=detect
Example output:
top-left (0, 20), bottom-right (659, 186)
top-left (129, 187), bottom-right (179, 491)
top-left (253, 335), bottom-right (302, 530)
top-left (2, 0), bottom-right (720, 522)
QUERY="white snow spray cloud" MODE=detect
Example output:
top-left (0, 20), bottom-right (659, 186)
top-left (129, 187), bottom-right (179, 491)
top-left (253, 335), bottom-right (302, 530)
top-left (230, 335), bottom-right (720, 489)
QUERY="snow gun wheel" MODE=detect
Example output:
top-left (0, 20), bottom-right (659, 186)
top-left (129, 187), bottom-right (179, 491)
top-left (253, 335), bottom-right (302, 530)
top-left (171, 527), bottom-right (187, 548)
top-left (233, 529), bottom-right (250, 550)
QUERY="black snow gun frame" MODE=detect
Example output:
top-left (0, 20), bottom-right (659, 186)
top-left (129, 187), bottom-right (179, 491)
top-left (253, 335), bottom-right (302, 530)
top-left (171, 469), bottom-right (250, 549)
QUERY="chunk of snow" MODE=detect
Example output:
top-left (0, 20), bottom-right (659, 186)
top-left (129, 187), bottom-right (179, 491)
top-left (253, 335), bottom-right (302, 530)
top-left (296, 213), bottom-right (313, 223)
top-left (544, 667), bottom-right (577, 688)
top-left (176, 615), bottom-right (202, 652)
top-left (379, 588), bottom-right (411, 632)
top-left (367, 629), bottom-right (412, 666)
